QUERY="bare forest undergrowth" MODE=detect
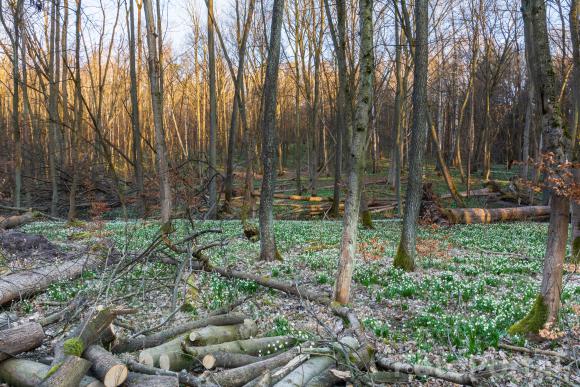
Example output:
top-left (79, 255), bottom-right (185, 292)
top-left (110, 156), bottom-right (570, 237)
top-left (0, 211), bottom-right (578, 385)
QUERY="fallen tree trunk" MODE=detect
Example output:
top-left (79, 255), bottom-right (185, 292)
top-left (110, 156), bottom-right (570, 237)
top-left (124, 372), bottom-right (179, 387)
top-left (376, 356), bottom-right (478, 386)
top-left (0, 322), bottom-right (45, 361)
top-left (0, 244), bottom-right (117, 305)
top-left (252, 192), bottom-right (333, 202)
top-left (189, 319), bottom-right (257, 346)
top-left (442, 206), bottom-right (550, 224)
top-left (83, 345), bottom-right (128, 386)
top-left (126, 359), bottom-right (213, 387)
top-left (203, 351), bottom-right (262, 370)
top-left (39, 355), bottom-right (92, 387)
top-left (207, 348), bottom-right (300, 387)
top-left (112, 313), bottom-right (246, 353)
top-left (0, 358), bottom-right (103, 387)
top-left (161, 335), bottom-right (296, 371)
top-left (0, 211), bottom-right (37, 229)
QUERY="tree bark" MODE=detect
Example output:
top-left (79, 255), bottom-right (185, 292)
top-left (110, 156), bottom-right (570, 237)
top-left (189, 319), bottom-right (257, 346)
top-left (207, 0), bottom-right (218, 219)
top-left (39, 355), bottom-right (91, 387)
top-left (258, 0), bottom-right (285, 261)
top-left (83, 345), bottom-right (128, 387)
top-left (443, 206), bottom-right (550, 224)
top-left (0, 322), bottom-right (45, 361)
top-left (0, 358), bottom-right (103, 387)
top-left (569, 0), bottom-right (579, 263)
top-left (124, 372), bottom-right (178, 387)
top-left (203, 351), bottom-right (261, 370)
top-left (394, 0), bottom-right (428, 272)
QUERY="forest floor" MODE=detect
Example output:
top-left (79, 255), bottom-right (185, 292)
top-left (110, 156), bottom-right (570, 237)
top-left (7, 217), bottom-right (579, 385)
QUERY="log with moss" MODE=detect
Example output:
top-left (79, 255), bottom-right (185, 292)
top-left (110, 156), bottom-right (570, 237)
top-left (83, 345), bottom-right (128, 386)
top-left (189, 319), bottom-right (257, 346)
top-left (112, 313), bottom-right (246, 353)
top-left (0, 322), bottom-right (45, 361)
top-left (0, 358), bottom-right (103, 387)
top-left (39, 355), bottom-right (92, 387)
top-left (442, 206), bottom-right (550, 224)
top-left (159, 335), bottom-right (296, 371)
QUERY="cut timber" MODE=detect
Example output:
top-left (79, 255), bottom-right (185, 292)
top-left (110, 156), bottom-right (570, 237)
top-left (39, 355), bottom-right (92, 387)
top-left (138, 335), bottom-right (185, 368)
top-left (207, 348), bottom-right (300, 387)
top-left (112, 313), bottom-right (246, 353)
top-left (165, 335), bottom-right (296, 371)
top-left (0, 322), bottom-right (45, 361)
top-left (126, 359), bottom-right (211, 387)
top-left (203, 351), bottom-right (261, 369)
top-left (0, 358), bottom-right (103, 387)
top-left (189, 319), bottom-right (257, 345)
top-left (443, 206), bottom-right (550, 224)
top-left (124, 372), bottom-right (178, 387)
top-left (0, 244), bottom-right (117, 305)
top-left (274, 336), bottom-right (358, 387)
top-left (376, 356), bottom-right (478, 385)
top-left (0, 212), bottom-right (37, 229)
top-left (83, 345), bottom-right (128, 386)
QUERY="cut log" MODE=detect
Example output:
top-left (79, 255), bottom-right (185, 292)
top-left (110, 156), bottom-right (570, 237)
top-left (83, 345), bottom-right (128, 387)
top-left (123, 372), bottom-right (179, 387)
top-left (39, 355), bottom-right (92, 387)
top-left (190, 319), bottom-right (257, 346)
top-left (274, 336), bottom-right (358, 387)
top-left (0, 212), bottom-right (37, 229)
top-left (252, 192), bottom-right (333, 202)
top-left (112, 313), bottom-right (246, 353)
top-left (442, 206), bottom-right (550, 224)
top-left (0, 322), bottom-right (45, 361)
top-left (0, 358), bottom-right (103, 387)
top-left (376, 356), bottom-right (478, 385)
top-left (164, 335), bottom-right (296, 371)
top-left (138, 335), bottom-right (185, 368)
top-left (207, 348), bottom-right (300, 387)
top-left (0, 243), bottom-right (118, 305)
top-left (303, 368), bottom-right (341, 387)
top-left (203, 351), bottom-right (261, 370)
top-left (126, 359), bottom-right (213, 387)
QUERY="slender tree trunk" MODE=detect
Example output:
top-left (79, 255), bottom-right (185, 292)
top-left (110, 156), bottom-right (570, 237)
top-left (129, 0), bottom-right (145, 216)
top-left (333, 0), bottom-right (373, 304)
top-left (295, 62), bottom-right (302, 195)
top-left (393, 0), bottom-right (428, 272)
top-left (510, 0), bottom-right (572, 335)
top-left (393, 10), bottom-right (403, 216)
top-left (68, 0), bottom-right (82, 221)
top-left (569, 0), bottom-right (579, 263)
top-left (11, 0), bottom-right (24, 208)
top-left (207, 0), bottom-right (218, 219)
top-left (48, 0), bottom-right (60, 216)
top-left (143, 0), bottom-right (172, 222)
top-left (258, 0), bottom-right (284, 261)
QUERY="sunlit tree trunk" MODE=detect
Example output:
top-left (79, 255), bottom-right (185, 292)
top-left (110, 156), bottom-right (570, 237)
top-left (258, 0), bottom-right (284, 261)
top-left (393, 0), bottom-right (428, 272)
top-left (207, 0), bottom-right (218, 219)
top-left (143, 0), bottom-right (172, 222)
top-left (48, 0), bottom-right (60, 216)
top-left (68, 0), bottom-right (82, 221)
top-left (333, 0), bottom-right (373, 304)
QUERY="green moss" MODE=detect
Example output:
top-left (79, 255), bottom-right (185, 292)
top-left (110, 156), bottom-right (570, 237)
top-left (361, 210), bottom-right (375, 230)
top-left (45, 362), bottom-right (62, 378)
top-left (275, 246), bottom-right (283, 261)
top-left (572, 237), bottom-right (580, 264)
top-left (508, 294), bottom-right (548, 335)
top-left (393, 243), bottom-right (415, 272)
top-left (63, 337), bottom-right (85, 356)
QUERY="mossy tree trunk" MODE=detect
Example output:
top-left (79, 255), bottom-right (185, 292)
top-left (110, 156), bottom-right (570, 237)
top-left (394, 0), bottom-right (429, 272)
top-left (510, 0), bottom-right (572, 335)
top-left (333, 0), bottom-right (373, 304)
top-left (569, 0), bottom-right (579, 263)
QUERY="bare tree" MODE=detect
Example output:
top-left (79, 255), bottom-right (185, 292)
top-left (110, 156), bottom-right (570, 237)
top-left (333, 0), bottom-right (373, 304)
top-left (258, 0), bottom-right (285, 261)
top-left (393, 0), bottom-right (428, 272)
top-left (509, 0), bottom-right (572, 335)
top-left (207, 0), bottom-right (218, 219)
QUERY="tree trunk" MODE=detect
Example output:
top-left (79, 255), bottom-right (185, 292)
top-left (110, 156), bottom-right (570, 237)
top-left (84, 345), bottom-right (128, 387)
top-left (143, 0), bottom-right (172, 222)
top-left (39, 355), bottom-right (91, 387)
top-left (68, 0), bottom-right (82, 221)
top-left (124, 372), bottom-right (178, 387)
top-left (443, 206), bottom-right (550, 224)
top-left (394, 0), bottom-right (428, 272)
top-left (0, 322), bottom-right (45, 361)
top-left (569, 0), bottom-right (579, 263)
top-left (203, 351), bottom-right (261, 370)
top-left (0, 359), bottom-right (103, 387)
top-left (189, 319), bottom-right (257, 345)
top-left (333, 0), bottom-right (373, 304)
top-left (207, 0), bottom-right (218, 219)
top-left (258, 0), bottom-right (284, 261)
top-left (510, 0), bottom-right (572, 335)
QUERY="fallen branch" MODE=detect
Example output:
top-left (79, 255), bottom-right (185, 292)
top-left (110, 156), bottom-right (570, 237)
top-left (376, 356), bottom-right (479, 385)
top-left (498, 343), bottom-right (573, 363)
